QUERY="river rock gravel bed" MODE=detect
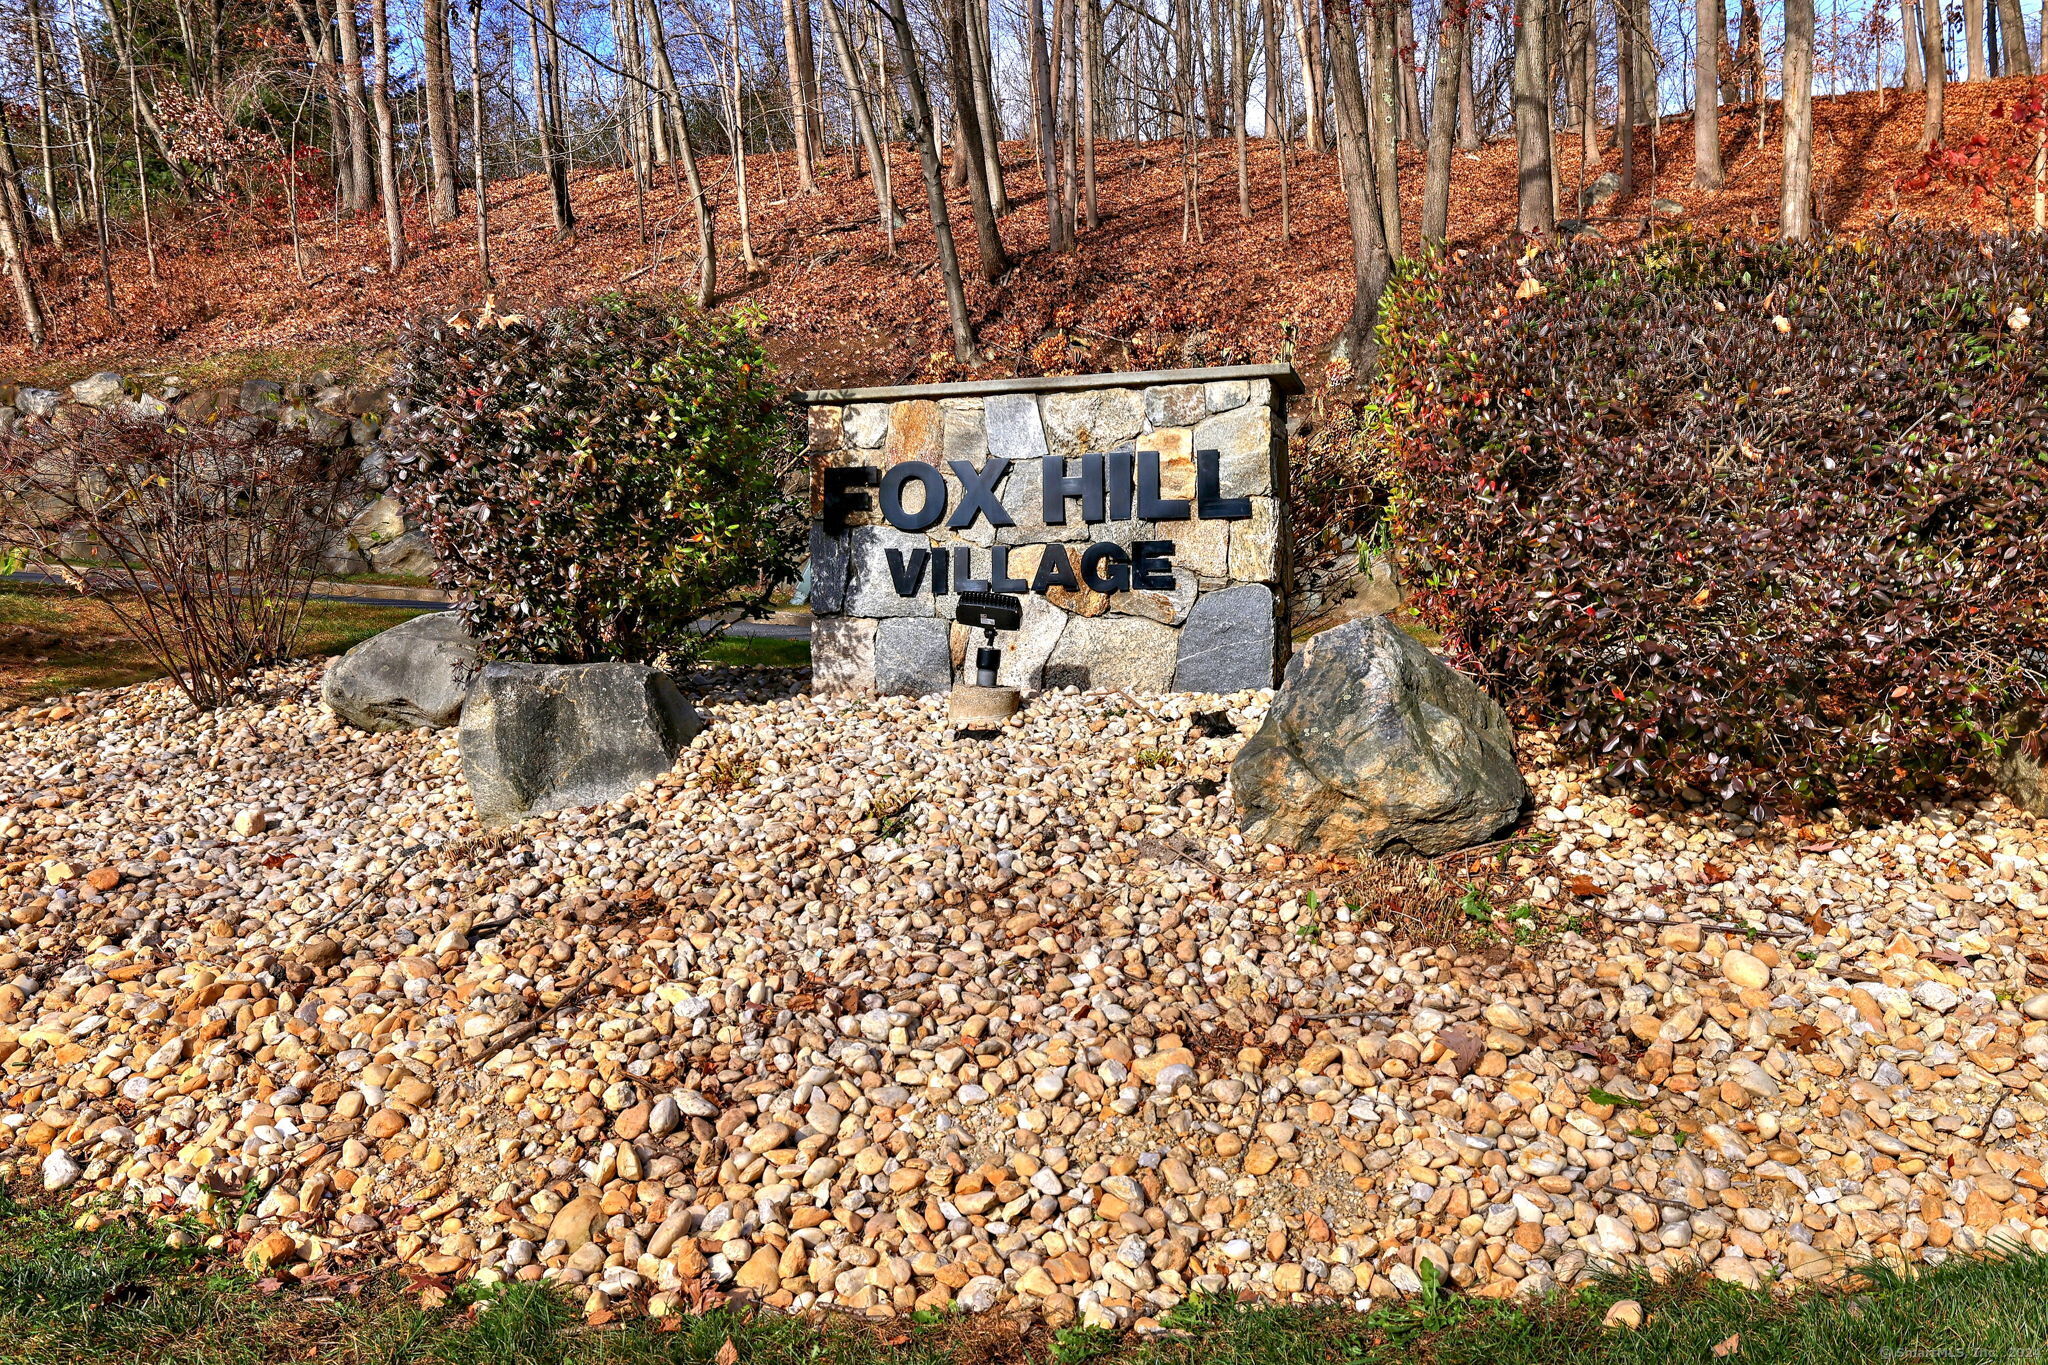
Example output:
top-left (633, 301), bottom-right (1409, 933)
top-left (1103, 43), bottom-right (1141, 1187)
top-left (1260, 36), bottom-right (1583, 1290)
top-left (3, 663), bottom-right (2048, 1327)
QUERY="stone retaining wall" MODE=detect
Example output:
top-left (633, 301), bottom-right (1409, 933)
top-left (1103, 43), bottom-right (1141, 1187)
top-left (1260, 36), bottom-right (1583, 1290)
top-left (799, 365), bottom-right (1300, 696)
top-left (0, 371), bottom-right (429, 579)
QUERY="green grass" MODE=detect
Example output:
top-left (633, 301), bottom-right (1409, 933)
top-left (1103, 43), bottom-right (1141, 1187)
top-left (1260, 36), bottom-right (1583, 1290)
top-left (6, 1187), bottom-right (2048, 1365)
top-left (700, 634), bottom-right (809, 669)
top-left (0, 584), bottom-right (426, 709)
top-left (330, 571), bottom-right (438, 589)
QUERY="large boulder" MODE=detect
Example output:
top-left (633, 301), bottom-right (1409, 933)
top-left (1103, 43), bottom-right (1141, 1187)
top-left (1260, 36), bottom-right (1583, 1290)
top-left (459, 663), bottom-right (704, 826)
top-left (322, 611), bottom-right (480, 732)
top-left (1996, 732), bottom-right (2047, 817)
top-left (1231, 616), bottom-right (1528, 856)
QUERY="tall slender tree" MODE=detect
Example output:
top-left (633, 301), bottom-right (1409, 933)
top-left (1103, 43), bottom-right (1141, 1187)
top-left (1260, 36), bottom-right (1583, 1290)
top-left (1995, 0), bottom-right (2032, 72)
top-left (422, 0), bottom-right (461, 219)
top-left (1512, 0), bottom-right (1555, 235)
top-left (1920, 0), bottom-right (1945, 150)
top-left (1781, 0), bottom-right (1814, 237)
top-left (1615, 0), bottom-right (1636, 196)
top-left (1421, 0), bottom-right (1465, 241)
top-left (782, 0), bottom-right (820, 191)
top-left (943, 0), bottom-right (1011, 278)
top-left (1322, 0), bottom-right (1394, 363)
top-left (370, 0), bottom-right (406, 270)
top-left (1694, 0), bottom-right (1724, 186)
top-left (1029, 0), bottom-right (1071, 249)
top-left (882, 0), bottom-right (979, 361)
top-left (822, 0), bottom-right (896, 249)
top-left (467, 0), bottom-right (491, 288)
top-left (335, 0), bottom-right (374, 212)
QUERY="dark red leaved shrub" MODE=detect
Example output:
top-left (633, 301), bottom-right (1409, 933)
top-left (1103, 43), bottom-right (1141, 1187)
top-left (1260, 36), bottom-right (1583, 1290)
top-left (1379, 227), bottom-right (2048, 818)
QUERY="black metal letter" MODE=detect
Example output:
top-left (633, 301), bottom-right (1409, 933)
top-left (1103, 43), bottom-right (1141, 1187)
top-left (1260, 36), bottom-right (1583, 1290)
top-left (953, 546), bottom-right (990, 593)
top-left (821, 465), bottom-right (879, 531)
top-left (885, 548), bottom-right (931, 596)
top-left (1107, 450), bottom-right (1134, 520)
top-left (1080, 542), bottom-right (1131, 593)
top-left (1136, 451), bottom-right (1191, 521)
top-left (1031, 547), bottom-right (1080, 593)
top-left (1041, 453), bottom-right (1107, 524)
top-left (1131, 539), bottom-right (1176, 590)
top-left (1194, 449), bottom-right (1253, 520)
top-left (947, 457), bottom-right (1015, 529)
top-left (989, 545), bottom-right (1028, 592)
top-left (879, 461), bottom-right (948, 531)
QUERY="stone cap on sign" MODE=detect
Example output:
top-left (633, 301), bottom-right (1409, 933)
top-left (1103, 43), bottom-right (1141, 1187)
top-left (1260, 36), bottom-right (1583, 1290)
top-left (795, 363), bottom-right (1304, 406)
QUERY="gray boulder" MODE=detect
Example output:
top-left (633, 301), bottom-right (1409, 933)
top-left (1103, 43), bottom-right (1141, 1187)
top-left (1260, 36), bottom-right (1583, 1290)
top-left (460, 662), bottom-right (704, 826)
top-left (322, 611), bottom-right (480, 732)
top-left (69, 372), bottom-right (127, 407)
top-left (366, 529), bottom-right (436, 577)
top-left (1231, 616), bottom-right (1528, 856)
top-left (15, 387), bottom-right (61, 419)
top-left (1996, 732), bottom-right (2046, 817)
top-left (1172, 583), bottom-right (1277, 692)
top-left (1580, 171), bottom-right (1625, 211)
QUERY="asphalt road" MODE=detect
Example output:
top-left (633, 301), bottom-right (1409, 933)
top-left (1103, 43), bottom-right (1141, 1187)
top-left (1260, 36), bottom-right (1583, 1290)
top-left (3, 571), bottom-right (813, 639)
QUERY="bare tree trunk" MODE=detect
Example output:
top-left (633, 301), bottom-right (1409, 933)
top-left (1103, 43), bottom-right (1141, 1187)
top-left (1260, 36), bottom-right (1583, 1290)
top-left (1456, 13), bottom-right (1479, 148)
top-left (1292, 0), bottom-right (1327, 151)
top-left (1421, 0), bottom-right (1462, 242)
top-left (27, 0), bottom-right (63, 250)
top-left (1263, 0), bottom-right (1284, 139)
top-left (122, 51), bottom-right (160, 282)
top-left (285, 0), bottom-right (353, 207)
top-left (1734, 0), bottom-right (1759, 98)
top-left (0, 114), bottom-right (34, 252)
top-left (1899, 0), bottom-right (1924, 88)
top-left (423, 0), bottom-right (460, 219)
top-left (1398, 0), bottom-right (1422, 143)
top-left (468, 0), bottom-right (492, 289)
top-left (1683, 0), bottom-right (1720, 189)
top-left (1577, 0), bottom-right (1596, 168)
top-left (1615, 0), bottom-right (1634, 196)
top-left (1058, 0), bottom-right (1080, 234)
top-left (1322, 0), bottom-right (1393, 364)
top-left (1369, 0), bottom-right (1400, 250)
top-left (726, 0), bottom-right (759, 273)
top-left (883, 0), bottom-right (978, 361)
top-left (949, 104), bottom-right (972, 189)
top-left (1082, 0), bottom-right (1100, 227)
top-left (62, 0), bottom-right (116, 320)
top-left (783, 0), bottom-right (820, 191)
top-left (1921, 0), bottom-right (1945, 150)
top-left (1964, 0), bottom-right (1986, 77)
top-left (969, 0), bottom-right (1008, 212)
top-left (336, 0), bottom-right (375, 212)
top-left (944, 0), bottom-right (1010, 277)
top-left (1780, 0), bottom-right (1812, 237)
top-left (1513, 0), bottom-right (1555, 236)
top-left (822, 0), bottom-right (896, 249)
top-left (639, 0), bottom-right (717, 302)
top-left (1030, 0), bottom-right (1071, 250)
top-left (538, 0), bottom-right (573, 233)
top-left (0, 184), bottom-right (46, 347)
top-left (1629, 0), bottom-right (1652, 123)
top-left (1233, 0), bottom-right (1251, 217)
top-left (1997, 0), bottom-right (2032, 72)
top-left (370, 0), bottom-right (406, 270)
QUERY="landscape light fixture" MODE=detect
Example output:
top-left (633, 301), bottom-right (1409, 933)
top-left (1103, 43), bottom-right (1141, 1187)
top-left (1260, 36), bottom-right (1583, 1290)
top-left (955, 590), bottom-right (1023, 687)
top-left (948, 591), bottom-right (1025, 731)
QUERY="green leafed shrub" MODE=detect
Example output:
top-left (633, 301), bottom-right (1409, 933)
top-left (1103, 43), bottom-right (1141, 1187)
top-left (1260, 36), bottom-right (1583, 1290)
top-left (387, 298), bottom-right (808, 668)
top-left (1378, 228), bottom-right (2048, 818)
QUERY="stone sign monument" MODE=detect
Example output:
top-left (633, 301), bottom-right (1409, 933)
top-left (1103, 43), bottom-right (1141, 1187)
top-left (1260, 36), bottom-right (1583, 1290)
top-left (798, 364), bottom-right (1300, 696)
